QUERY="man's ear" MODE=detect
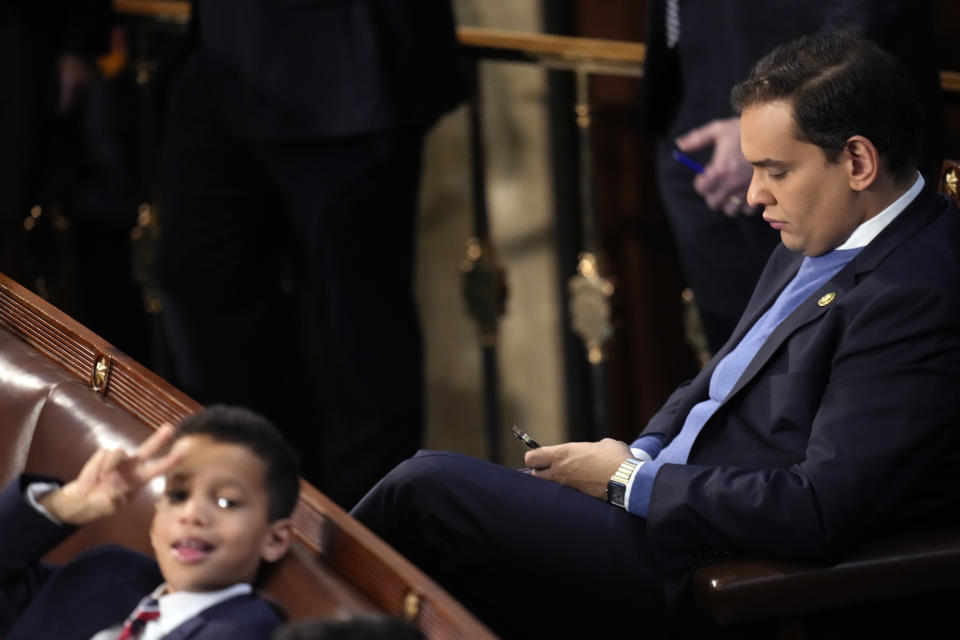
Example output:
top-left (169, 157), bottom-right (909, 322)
top-left (260, 518), bottom-right (293, 563)
top-left (844, 135), bottom-right (880, 192)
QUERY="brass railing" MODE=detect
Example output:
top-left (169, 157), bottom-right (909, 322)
top-left (114, 0), bottom-right (188, 22)
top-left (112, 1), bottom-right (960, 89)
top-left (454, 29), bottom-right (645, 449)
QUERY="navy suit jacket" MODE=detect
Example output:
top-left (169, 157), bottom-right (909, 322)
top-left (0, 476), bottom-right (283, 640)
top-left (638, 184), bottom-right (960, 575)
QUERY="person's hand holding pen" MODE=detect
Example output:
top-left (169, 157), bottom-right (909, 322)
top-left (514, 427), bottom-right (631, 500)
top-left (675, 116), bottom-right (758, 217)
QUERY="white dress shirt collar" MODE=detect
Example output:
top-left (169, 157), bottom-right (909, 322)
top-left (835, 172), bottom-right (924, 250)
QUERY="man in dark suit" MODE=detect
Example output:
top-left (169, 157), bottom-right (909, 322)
top-left (644, 0), bottom-right (943, 352)
top-left (0, 407), bottom-right (299, 640)
top-left (156, 0), bottom-right (464, 509)
top-left (352, 32), bottom-right (960, 637)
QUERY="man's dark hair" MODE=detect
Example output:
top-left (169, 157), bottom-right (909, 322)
top-left (730, 30), bottom-right (922, 182)
top-left (175, 405), bottom-right (300, 521)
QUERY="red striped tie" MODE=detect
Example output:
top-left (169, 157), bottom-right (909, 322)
top-left (116, 597), bottom-right (160, 640)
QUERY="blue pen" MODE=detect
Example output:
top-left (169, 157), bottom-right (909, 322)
top-left (672, 149), bottom-right (705, 174)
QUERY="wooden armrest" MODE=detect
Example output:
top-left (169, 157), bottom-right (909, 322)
top-left (691, 527), bottom-right (960, 624)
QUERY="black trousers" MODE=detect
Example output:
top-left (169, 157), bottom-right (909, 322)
top-left (655, 138), bottom-right (780, 353)
top-left (352, 451), bottom-right (667, 638)
top-left (158, 64), bottom-right (425, 509)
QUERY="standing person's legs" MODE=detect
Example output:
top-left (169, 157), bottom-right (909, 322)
top-left (263, 129), bottom-right (425, 509)
top-left (157, 63), bottom-right (320, 472)
top-left (353, 451), bottom-right (667, 637)
top-left (656, 138), bottom-right (779, 352)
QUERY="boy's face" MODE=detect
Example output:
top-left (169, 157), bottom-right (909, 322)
top-left (150, 435), bottom-right (291, 593)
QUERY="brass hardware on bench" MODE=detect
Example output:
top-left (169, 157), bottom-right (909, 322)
top-left (403, 591), bottom-right (421, 623)
top-left (93, 354), bottom-right (112, 393)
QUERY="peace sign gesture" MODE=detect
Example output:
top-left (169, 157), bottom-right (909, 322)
top-left (40, 424), bottom-right (184, 526)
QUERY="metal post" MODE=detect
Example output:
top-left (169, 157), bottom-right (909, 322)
top-left (460, 60), bottom-right (506, 463)
top-left (567, 67), bottom-right (614, 439)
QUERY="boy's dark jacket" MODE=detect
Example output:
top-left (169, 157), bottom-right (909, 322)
top-left (0, 474), bottom-right (283, 640)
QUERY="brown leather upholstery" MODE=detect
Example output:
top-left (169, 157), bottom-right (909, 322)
top-left (0, 273), bottom-right (494, 639)
top-left (691, 528), bottom-right (960, 625)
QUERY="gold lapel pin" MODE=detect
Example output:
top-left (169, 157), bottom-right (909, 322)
top-left (818, 292), bottom-right (837, 307)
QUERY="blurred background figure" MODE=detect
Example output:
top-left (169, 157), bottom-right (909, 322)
top-left (0, 0), bottom-right (109, 238)
top-left (642, 0), bottom-right (944, 353)
top-left (0, 1), bottom-right (103, 296)
top-left (156, 0), bottom-right (465, 509)
top-left (0, 0), bottom-right (152, 363)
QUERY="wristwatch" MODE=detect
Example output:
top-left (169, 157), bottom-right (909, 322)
top-left (607, 457), bottom-right (643, 509)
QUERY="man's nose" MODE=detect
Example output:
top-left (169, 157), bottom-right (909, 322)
top-left (746, 172), bottom-right (772, 208)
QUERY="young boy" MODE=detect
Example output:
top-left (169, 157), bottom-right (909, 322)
top-left (0, 404), bottom-right (300, 640)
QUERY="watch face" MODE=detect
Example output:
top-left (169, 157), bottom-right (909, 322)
top-left (607, 480), bottom-right (627, 508)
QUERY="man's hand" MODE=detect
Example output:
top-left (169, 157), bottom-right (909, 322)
top-left (40, 424), bottom-right (183, 526)
top-left (56, 53), bottom-right (95, 116)
top-left (524, 438), bottom-right (632, 500)
top-left (676, 117), bottom-right (757, 217)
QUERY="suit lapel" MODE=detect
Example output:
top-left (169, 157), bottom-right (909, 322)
top-left (725, 248), bottom-right (802, 352)
top-left (164, 614), bottom-right (206, 640)
top-left (162, 593), bottom-right (280, 640)
top-left (161, 598), bottom-right (239, 640)
top-left (725, 263), bottom-right (855, 400)
top-left (662, 248), bottom-right (802, 439)
top-left (705, 248), bottom-right (803, 403)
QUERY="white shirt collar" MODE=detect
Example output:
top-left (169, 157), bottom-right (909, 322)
top-left (139, 583), bottom-right (253, 640)
top-left (835, 173), bottom-right (924, 250)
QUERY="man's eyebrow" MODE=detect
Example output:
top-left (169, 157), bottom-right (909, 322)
top-left (751, 158), bottom-right (789, 170)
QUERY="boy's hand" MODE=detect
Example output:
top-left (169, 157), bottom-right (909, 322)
top-left (40, 424), bottom-right (183, 525)
top-left (524, 438), bottom-right (632, 500)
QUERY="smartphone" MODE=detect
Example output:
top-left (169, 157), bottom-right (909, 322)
top-left (672, 149), bottom-right (705, 174)
top-left (511, 424), bottom-right (541, 449)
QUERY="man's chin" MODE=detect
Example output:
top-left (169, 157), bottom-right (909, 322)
top-left (780, 233), bottom-right (799, 252)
